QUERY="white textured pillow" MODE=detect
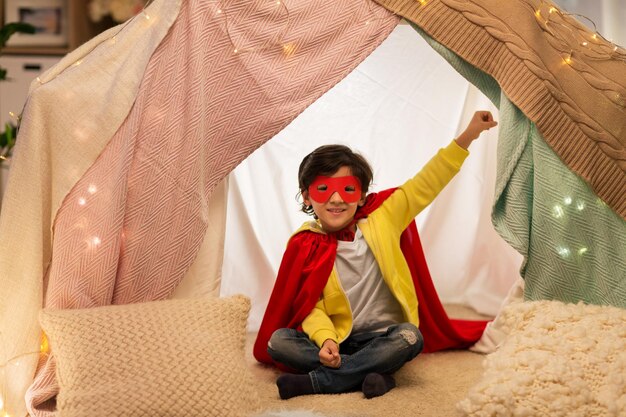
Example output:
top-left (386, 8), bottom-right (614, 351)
top-left (458, 300), bottom-right (626, 417)
top-left (40, 295), bottom-right (261, 417)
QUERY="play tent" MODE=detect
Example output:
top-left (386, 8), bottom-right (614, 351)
top-left (0, 0), bottom-right (624, 415)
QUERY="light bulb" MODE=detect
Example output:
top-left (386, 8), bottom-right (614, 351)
top-left (557, 246), bottom-right (570, 258)
top-left (562, 52), bottom-right (573, 65)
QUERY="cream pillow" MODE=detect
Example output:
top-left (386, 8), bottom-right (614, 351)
top-left (40, 295), bottom-right (261, 417)
top-left (458, 300), bottom-right (626, 416)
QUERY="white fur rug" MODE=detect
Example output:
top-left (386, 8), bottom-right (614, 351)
top-left (458, 300), bottom-right (626, 416)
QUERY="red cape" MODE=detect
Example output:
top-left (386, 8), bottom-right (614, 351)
top-left (253, 189), bottom-right (487, 367)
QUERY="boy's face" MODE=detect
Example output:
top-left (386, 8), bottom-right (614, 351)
top-left (303, 166), bottom-right (366, 233)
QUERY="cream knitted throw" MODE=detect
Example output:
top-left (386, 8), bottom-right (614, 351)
top-left (373, 0), bottom-right (626, 220)
top-left (0, 1), bottom-right (398, 415)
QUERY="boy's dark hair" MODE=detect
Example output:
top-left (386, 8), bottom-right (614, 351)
top-left (297, 144), bottom-right (373, 216)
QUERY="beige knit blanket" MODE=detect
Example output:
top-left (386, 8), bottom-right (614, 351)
top-left (0, 1), bottom-right (398, 415)
top-left (373, 0), bottom-right (626, 219)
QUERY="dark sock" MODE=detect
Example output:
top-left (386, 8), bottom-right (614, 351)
top-left (276, 374), bottom-right (315, 399)
top-left (362, 373), bottom-right (396, 399)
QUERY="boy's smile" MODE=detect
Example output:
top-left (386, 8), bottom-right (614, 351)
top-left (303, 166), bottom-right (366, 233)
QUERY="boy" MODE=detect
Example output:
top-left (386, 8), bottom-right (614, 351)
top-left (254, 111), bottom-right (497, 399)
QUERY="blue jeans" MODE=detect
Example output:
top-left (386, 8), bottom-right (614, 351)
top-left (267, 323), bottom-right (423, 394)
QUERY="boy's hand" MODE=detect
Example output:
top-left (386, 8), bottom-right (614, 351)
top-left (455, 110), bottom-right (498, 149)
top-left (319, 339), bottom-right (341, 368)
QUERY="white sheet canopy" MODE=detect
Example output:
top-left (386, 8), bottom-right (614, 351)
top-left (220, 23), bottom-right (523, 330)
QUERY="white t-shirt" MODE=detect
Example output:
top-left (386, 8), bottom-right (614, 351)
top-left (335, 227), bottom-right (405, 334)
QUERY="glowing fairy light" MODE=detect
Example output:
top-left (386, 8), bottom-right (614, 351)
top-left (563, 52), bottom-right (573, 65)
top-left (578, 247), bottom-right (588, 256)
top-left (90, 236), bottom-right (102, 248)
top-left (563, 196), bottom-right (572, 205)
top-left (40, 334), bottom-right (49, 354)
top-left (576, 200), bottom-right (585, 211)
top-left (88, 184), bottom-right (98, 194)
top-left (78, 197), bottom-right (86, 206)
top-left (217, 9), bottom-right (222, 13)
top-left (552, 204), bottom-right (564, 218)
top-left (557, 246), bottom-right (571, 258)
top-left (282, 43), bottom-right (296, 56)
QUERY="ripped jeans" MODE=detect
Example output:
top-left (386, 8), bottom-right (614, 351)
top-left (267, 323), bottom-right (423, 394)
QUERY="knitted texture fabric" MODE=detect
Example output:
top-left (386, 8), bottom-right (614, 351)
top-left (373, 0), bottom-right (626, 220)
top-left (39, 295), bottom-right (260, 417)
top-left (0, 1), bottom-right (398, 414)
top-left (413, 22), bottom-right (626, 308)
top-left (458, 300), bottom-right (626, 416)
top-left (413, 24), bottom-right (626, 308)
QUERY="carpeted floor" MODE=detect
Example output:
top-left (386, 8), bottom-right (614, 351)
top-left (246, 305), bottom-right (493, 417)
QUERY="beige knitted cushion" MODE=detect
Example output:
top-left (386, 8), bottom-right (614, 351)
top-left (39, 295), bottom-right (261, 417)
top-left (458, 300), bottom-right (626, 416)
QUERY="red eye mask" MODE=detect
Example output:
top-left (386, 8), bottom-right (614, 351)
top-left (308, 176), bottom-right (362, 203)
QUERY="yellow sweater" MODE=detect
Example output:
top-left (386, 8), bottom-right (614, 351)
top-left (301, 140), bottom-right (469, 347)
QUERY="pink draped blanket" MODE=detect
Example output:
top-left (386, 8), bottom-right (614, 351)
top-left (25, 1), bottom-right (398, 414)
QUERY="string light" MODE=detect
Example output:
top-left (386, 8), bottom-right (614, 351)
top-left (88, 184), bottom-right (98, 194)
top-left (220, 0), bottom-right (291, 55)
top-left (562, 51), bottom-right (573, 65)
top-left (282, 42), bottom-right (296, 57)
top-left (557, 246), bottom-right (571, 258)
top-left (552, 204), bottom-right (565, 218)
top-left (531, 0), bottom-right (626, 64)
top-left (529, 0), bottom-right (626, 108)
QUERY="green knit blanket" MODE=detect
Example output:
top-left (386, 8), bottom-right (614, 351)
top-left (411, 24), bottom-right (626, 308)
